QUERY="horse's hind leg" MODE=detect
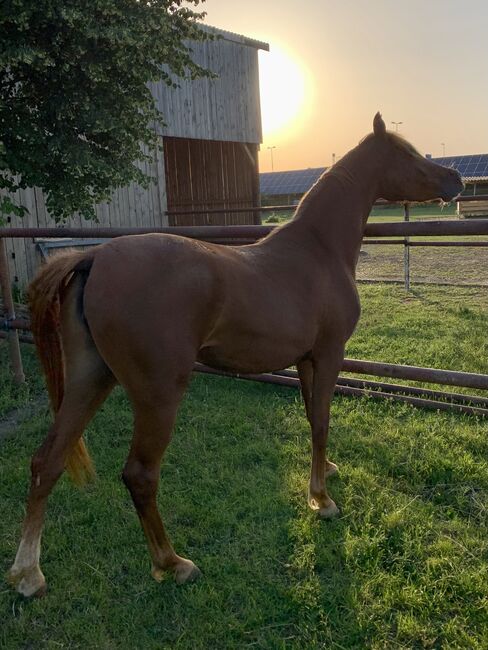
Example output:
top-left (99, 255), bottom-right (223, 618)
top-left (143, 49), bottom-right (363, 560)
top-left (297, 359), bottom-right (338, 479)
top-left (7, 278), bottom-right (115, 597)
top-left (121, 370), bottom-right (199, 585)
top-left (7, 373), bottom-right (113, 597)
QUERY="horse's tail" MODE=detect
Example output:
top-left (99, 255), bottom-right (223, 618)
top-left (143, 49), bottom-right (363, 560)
top-left (28, 249), bottom-right (96, 486)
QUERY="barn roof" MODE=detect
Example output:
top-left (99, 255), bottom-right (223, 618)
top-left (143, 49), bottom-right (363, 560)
top-left (201, 25), bottom-right (269, 51)
top-left (260, 154), bottom-right (488, 196)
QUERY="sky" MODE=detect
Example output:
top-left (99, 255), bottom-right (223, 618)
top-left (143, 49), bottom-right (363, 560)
top-left (200, 0), bottom-right (488, 172)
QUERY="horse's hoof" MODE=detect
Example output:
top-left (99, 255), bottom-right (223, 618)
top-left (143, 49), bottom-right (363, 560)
top-left (324, 461), bottom-right (339, 478)
top-left (151, 558), bottom-right (201, 585)
top-left (151, 565), bottom-right (165, 583)
top-left (174, 558), bottom-right (201, 585)
top-left (318, 499), bottom-right (340, 519)
top-left (6, 565), bottom-right (47, 598)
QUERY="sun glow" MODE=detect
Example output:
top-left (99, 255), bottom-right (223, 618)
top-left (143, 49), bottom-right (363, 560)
top-left (258, 45), bottom-right (310, 140)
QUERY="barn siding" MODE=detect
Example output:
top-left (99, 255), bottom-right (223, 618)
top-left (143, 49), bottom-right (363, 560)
top-left (149, 36), bottom-right (263, 144)
top-left (1, 139), bottom-right (168, 288)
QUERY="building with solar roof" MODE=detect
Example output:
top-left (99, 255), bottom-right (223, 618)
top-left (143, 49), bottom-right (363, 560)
top-left (432, 155), bottom-right (488, 216)
top-left (260, 167), bottom-right (328, 205)
top-left (260, 154), bottom-right (488, 214)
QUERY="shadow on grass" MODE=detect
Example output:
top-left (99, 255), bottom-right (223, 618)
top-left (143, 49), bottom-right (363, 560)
top-left (2, 374), bottom-right (487, 648)
top-left (1, 374), bottom-right (363, 649)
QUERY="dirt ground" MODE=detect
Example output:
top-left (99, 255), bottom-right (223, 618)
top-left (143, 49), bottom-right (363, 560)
top-left (357, 242), bottom-right (488, 286)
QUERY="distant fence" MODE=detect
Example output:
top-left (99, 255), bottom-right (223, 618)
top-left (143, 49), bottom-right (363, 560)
top-left (2, 211), bottom-right (488, 417)
top-left (358, 200), bottom-right (488, 288)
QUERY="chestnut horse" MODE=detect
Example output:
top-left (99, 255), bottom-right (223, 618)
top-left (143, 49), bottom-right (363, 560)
top-left (7, 114), bottom-right (463, 596)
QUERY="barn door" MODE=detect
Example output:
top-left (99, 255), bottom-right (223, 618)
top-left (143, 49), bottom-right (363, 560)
top-left (163, 137), bottom-right (260, 226)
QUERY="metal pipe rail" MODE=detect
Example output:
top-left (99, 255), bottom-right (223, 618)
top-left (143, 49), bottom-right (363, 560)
top-left (364, 239), bottom-right (488, 247)
top-left (5, 315), bottom-right (488, 414)
top-left (3, 318), bottom-right (30, 330)
top-left (274, 368), bottom-right (488, 408)
top-left (2, 218), bottom-right (488, 409)
top-left (0, 330), bottom-right (33, 345)
top-left (365, 220), bottom-right (488, 237)
top-left (336, 376), bottom-right (488, 409)
top-left (0, 225), bottom-right (273, 240)
top-left (2, 219), bottom-right (488, 241)
top-left (342, 358), bottom-right (488, 391)
top-left (196, 365), bottom-right (488, 418)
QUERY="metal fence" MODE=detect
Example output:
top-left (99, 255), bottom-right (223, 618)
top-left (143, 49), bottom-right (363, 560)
top-left (166, 195), bottom-right (488, 288)
top-left (2, 203), bottom-right (488, 417)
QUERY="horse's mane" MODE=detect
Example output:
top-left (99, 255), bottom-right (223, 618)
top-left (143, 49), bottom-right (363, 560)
top-left (359, 131), bottom-right (422, 156)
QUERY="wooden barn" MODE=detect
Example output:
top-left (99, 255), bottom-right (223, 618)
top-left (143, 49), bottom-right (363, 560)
top-left (3, 26), bottom-right (268, 288)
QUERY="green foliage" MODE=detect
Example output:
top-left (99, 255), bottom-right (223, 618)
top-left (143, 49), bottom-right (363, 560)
top-left (264, 211), bottom-right (290, 224)
top-left (0, 0), bottom-right (211, 222)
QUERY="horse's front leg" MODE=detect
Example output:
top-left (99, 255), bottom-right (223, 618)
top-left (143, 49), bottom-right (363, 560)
top-left (304, 344), bottom-right (344, 518)
top-left (297, 359), bottom-right (339, 481)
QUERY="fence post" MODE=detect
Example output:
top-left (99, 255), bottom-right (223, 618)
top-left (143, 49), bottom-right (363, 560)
top-left (403, 203), bottom-right (410, 290)
top-left (0, 237), bottom-right (25, 383)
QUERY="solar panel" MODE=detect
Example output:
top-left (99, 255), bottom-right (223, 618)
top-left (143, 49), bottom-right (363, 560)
top-left (260, 154), bottom-right (488, 197)
top-left (260, 167), bottom-right (326, 196)
top-left (432, 154), bottom-right (488, 179)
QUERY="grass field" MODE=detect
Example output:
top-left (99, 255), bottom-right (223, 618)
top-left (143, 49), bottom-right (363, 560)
top-left (1, 285), bottom-right (487, 649)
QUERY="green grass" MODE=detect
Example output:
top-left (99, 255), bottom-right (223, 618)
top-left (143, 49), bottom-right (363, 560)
top-left (263, 203), bottom-right (457, 225)
top-left (369, 204), bottom-right (457, 220)
top-left (1, 286), bottom-right (487, 649)
top-left (0, 345), bottom-right (45, 418)
top-left (349, 285), bottom-right (488, 389)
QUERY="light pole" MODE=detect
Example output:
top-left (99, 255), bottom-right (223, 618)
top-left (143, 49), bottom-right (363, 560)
top-left (441, 142), bottom-right (446, 156)
top-left (391, 121), bottom-right (403, 132)
top-left (267, 146), bottom-right (276, 171)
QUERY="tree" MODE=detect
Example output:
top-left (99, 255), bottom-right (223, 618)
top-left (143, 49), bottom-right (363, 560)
top-left (0, 0), bottom-right (211, 222)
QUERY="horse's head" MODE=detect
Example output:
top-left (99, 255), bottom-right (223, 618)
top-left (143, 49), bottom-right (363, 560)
top-left (371, 113), bottom-right (464, 202)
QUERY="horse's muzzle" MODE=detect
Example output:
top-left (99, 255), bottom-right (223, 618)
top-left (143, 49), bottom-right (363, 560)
top-left (441, 171), bottom-right (464, 202)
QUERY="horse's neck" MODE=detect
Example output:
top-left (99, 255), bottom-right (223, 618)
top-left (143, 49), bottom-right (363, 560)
top-left (287, 144), bottom-right (381, 271)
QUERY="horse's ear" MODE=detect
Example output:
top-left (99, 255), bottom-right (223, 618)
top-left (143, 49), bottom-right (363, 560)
top-left (373, 112), bottom-right (386, 137)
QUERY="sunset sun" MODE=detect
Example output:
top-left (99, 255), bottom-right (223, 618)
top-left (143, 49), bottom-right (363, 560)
top-left (258, 45), bottom-right (310, 140)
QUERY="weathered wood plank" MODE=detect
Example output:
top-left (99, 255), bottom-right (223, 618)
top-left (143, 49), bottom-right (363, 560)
top-left (155, 35), bottom-right (263, 143)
